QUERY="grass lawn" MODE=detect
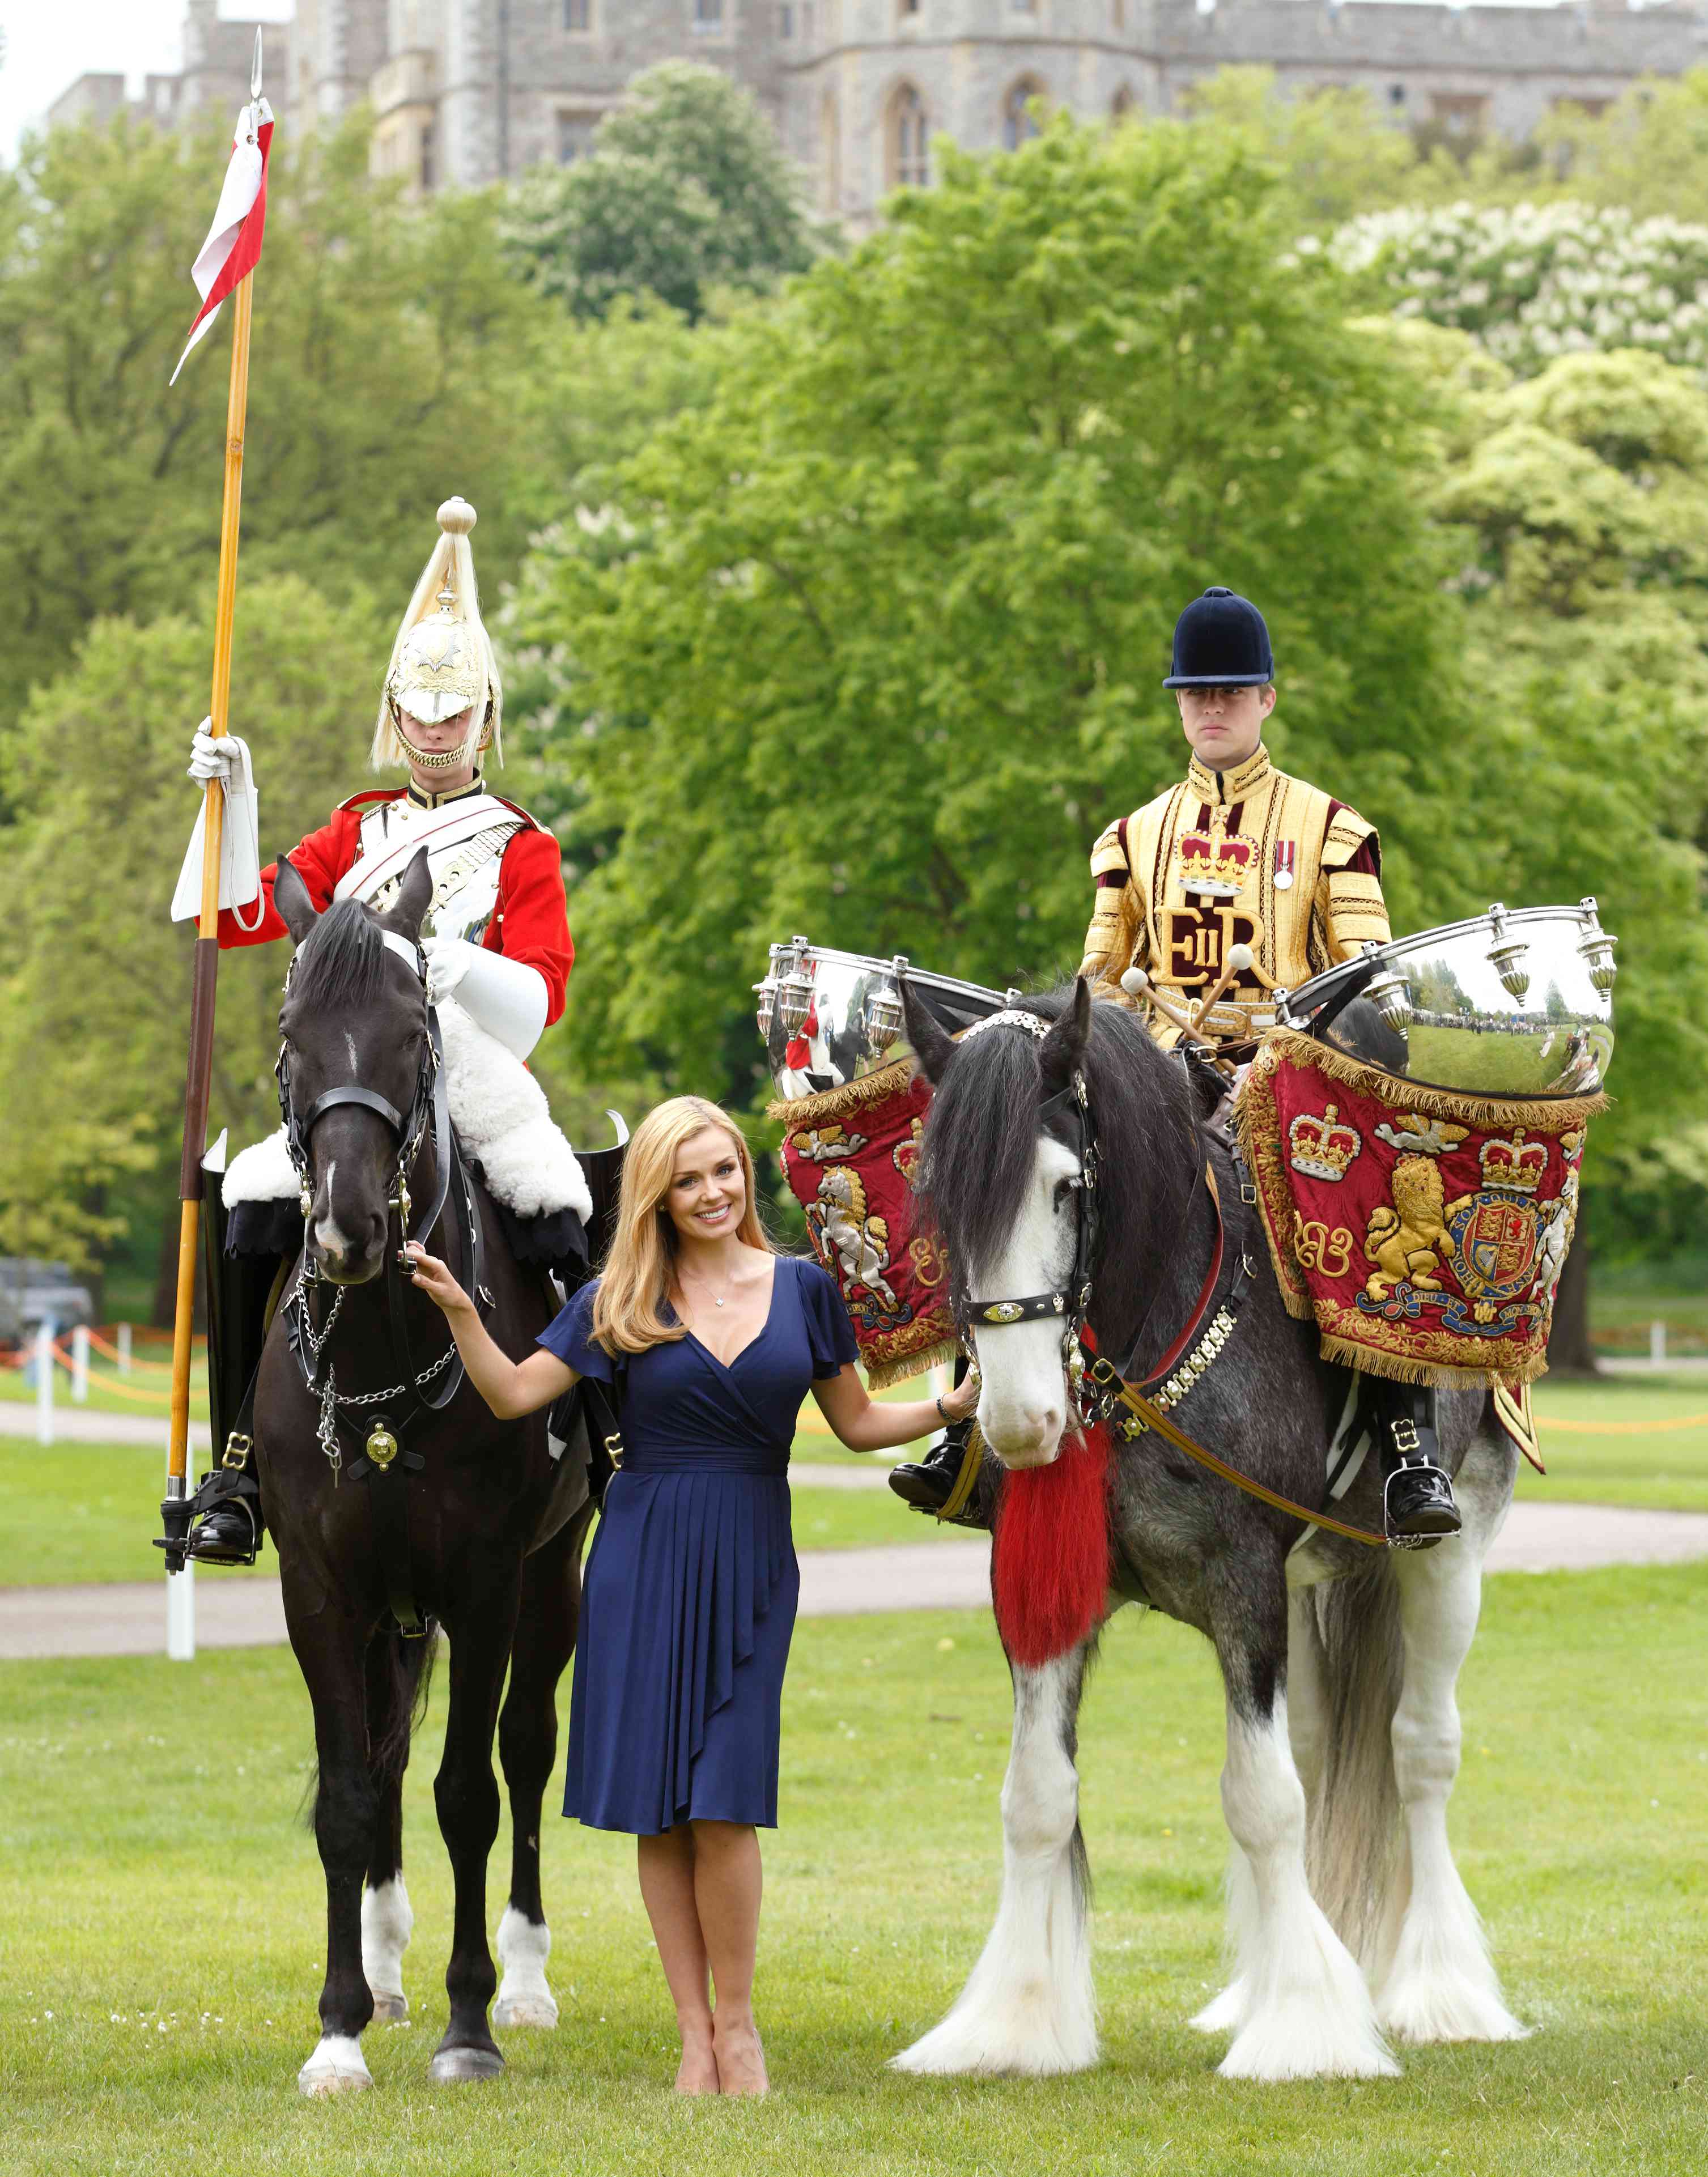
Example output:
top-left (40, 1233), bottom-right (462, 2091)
top-left (0, 1567), bottom-right (1702, 2175)
top-left (1525, 1372), bottom-right (1708, 1513)
top-left (0, 1437), bottom-right (970, 1588)
top-left (0, 1358), bottom-right (206, 1425)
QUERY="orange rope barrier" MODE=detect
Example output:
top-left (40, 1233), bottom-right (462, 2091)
top-left (1537, 1411), bottom-right (1708, 1436)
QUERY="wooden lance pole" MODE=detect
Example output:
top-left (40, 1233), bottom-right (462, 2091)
top-left (162, 269), bottom-right (257, 1570)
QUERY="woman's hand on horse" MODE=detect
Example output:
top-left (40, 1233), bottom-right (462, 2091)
top-left (940, 1368), bottom-right (982, 1422)
top-left (405, 1243), bottom-right (473, 1317)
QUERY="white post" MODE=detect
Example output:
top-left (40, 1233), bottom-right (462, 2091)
top-left (167, 1557), bottom-right (196, 1662)
top-left (117, 1321), bottom-right (133, 1375)
top-left (1650, 1319), bottom-right (1667, 1368)
top-left (34, 1320), bottom-right (54, 1446)
top-left (71, 1324), bottom-right (90, 1403)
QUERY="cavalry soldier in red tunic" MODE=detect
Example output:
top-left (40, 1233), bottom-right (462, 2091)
top-left (891, 588), bottom-right (1459, 1542)
top-left (181, 497), bottom-right (579, 1562)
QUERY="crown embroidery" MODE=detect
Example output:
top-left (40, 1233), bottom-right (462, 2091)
top-left (1289, 1104), bottom-right (1362, 1183)
top-left (1178, 828), bottom-right (1256, 900)
top-left (1479, 1128), bottom-right (1548, 1196)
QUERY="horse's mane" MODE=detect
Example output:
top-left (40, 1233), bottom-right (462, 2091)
top-left (916, 985), bottom-right (1201, 1328)
top-left (289, 899), bottom-right (397, 1015)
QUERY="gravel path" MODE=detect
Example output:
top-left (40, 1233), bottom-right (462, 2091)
top-left (2, 1500), bottom-right (1705, 1661)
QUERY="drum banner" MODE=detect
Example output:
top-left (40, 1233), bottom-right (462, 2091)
top-left (1237, 1030), bottom-right (1607, 1389)
top-left (771, 1061), bottom-right (958, 1389)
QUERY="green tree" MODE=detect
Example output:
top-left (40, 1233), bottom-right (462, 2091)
top-left (0, 577), bottom-right (390, 1277)
top-left (501, 61), bottom-right (819, 321)
top-left (0, 112), bottom-right (559, 704)
top-left (504, 120), bottom-right (1472, 1111)
top-left (1536, 68), bottom-right (1708, 222)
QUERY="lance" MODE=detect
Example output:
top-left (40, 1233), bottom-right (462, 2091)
top-left (160, 35), bottom-right (275, 1576)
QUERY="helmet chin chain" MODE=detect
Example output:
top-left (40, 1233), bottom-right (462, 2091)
top-left (391, 702), bottom-right (493, 772)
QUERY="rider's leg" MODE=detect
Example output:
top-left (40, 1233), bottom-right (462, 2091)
top-left (190, 1239), bottom-right (284, 1563)
top-left (1376, 1383), bottom-right (1460, 1544)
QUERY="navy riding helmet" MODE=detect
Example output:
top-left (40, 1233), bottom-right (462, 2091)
top-left (1163, 587), bottom-right (1274, 689)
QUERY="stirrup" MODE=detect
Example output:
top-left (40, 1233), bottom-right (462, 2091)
top-left (185, 1465), bottom-right (264, 1567)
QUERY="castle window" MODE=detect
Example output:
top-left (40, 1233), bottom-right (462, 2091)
top-left (1111, 85), bottom-right (1135, 125)
top-left (563, 0), bottom-right (591, 31)
top-left (692, 0), bottom-right (726, 32)
top-left (557, 109), bottom-right (598, 163)
top-left (888, 83), bottom-right (931, 189)
top-left (1003, 78), bottom-right (1047, 151)
top-left (1114, 0), bottom-right (1127, 25)
top-left (1430, 91), bottom-right (1488, 138)
top-left (1009, 1), bottom-right (1038, 14)
top-left (822, 86), bottom-right (842, 210)
top-left (779, 3), bottom-right (794, 32)
top-left (899, 0), bottom-right (922, 18)
top-left (421, 122), bottom-right (437, 193)
top-left (1388, 84), bottom-right (1407, 108)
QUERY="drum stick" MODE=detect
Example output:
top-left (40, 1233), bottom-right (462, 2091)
top-left (1190, 944), bottom-right (1256, 1032)
top-left (1119, 967), bottom-right (1216, 1048)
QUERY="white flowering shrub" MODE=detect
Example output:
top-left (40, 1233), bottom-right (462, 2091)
top-left (1320, 202), bottom-right (1708, 376)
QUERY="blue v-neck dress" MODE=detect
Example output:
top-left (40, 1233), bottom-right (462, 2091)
top-left (538, 1253), bottom-right (859, 1836)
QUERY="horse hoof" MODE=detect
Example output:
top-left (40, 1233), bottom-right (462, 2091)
top-left (369, 1991), bottom-right (409, 2023)
top-left (430, 2043), bottom-right (505, 2085)
top-left (493, 1994), bottom-right (558, 2030)
top-left (298, 2035), bottom-right (374, 2097)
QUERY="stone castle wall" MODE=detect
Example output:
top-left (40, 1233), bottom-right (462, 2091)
top-left (50, 1), bottom-right (1708, 219)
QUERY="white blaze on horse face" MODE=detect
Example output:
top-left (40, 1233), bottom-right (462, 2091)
top-left (971, 1136), bottom-right (1079, 1469)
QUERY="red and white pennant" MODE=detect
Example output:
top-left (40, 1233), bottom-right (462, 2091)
top-left (169, 96), bottom-right (276, 385)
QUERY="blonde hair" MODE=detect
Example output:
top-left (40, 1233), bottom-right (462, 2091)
top-left (370, 496), bottom-right (504, 771)
top-left (591, 1097), bottom-right (772, 1356)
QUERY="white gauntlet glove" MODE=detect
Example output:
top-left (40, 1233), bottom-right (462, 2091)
top-left (422, 937), bottom-right (548, 1061)
top-left (188, 720), bottom-right (241, 784)
top-left (172, 721), bottom-right (262, 926)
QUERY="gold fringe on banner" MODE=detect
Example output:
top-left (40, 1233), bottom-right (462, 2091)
top-left (865, 1338), bottom-right (960, 1393)
top-left (766, 1056), bottom-right (917, 1131)
top-left (1252, 1029), bottom-right (1611, 1131)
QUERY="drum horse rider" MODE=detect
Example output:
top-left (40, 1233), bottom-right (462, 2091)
top-left (178, 497), bottom-right (585, 1563)
top-left (890, 587), bottom-right (1461, 1542)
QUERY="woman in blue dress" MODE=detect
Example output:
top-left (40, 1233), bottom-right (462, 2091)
top-left (406, 1094), bottom-right (979, 2096)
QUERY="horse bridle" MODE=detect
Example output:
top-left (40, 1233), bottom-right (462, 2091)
top-left (957, 1009), bottom-right (1246, 1424)
top-left (275, 929), bottom-right (487, 1453)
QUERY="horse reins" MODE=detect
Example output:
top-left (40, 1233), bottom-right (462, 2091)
top-left (958, 1009), bottom-right (1390, 1550)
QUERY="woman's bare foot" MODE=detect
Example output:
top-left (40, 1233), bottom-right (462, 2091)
top-left (713, 2014), bottom-right (769, 2096)
top-left (675, 2028), bottom-right (720, 2095)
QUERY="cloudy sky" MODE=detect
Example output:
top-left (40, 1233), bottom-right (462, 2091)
top-left (0, 0), bottom-right (1587, 167)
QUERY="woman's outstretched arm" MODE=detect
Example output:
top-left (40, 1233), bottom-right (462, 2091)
top-left (810, 1362), bottom-right (978, 1453)
top-left (406, 1243), bottom-right (577, 1419)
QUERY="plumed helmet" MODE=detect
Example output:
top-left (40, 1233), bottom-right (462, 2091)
top-left (1163, 587), bottom-right (1274, 690)
top-left (372, 497), bottom-right (503, 772)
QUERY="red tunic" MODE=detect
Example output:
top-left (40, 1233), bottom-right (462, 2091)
top-left (218, 789), bottom-right (572, 1026)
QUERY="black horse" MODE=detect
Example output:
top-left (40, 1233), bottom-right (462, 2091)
top-left (260, 849), bottom-right (593, 2094)
top-left (891, 980), bottom-right (1527, 2082)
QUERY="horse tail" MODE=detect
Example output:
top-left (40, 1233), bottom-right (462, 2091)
top-left (371, 1622), bottom-right (439, 1788)
top-left (297, 1619), bottom-right (439, 1827)
top-left (1297, 1563), bottom-right (1403, 1974)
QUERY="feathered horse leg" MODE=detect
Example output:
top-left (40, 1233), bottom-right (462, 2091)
top-left (1378, 1430), bottom-right (1528, 2044)
top-left (892, 1643), bottom-right (1099, 2076)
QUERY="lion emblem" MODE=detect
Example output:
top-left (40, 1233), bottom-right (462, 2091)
top-left (806, 1165), bottom-right (901, 1314)
top-left (1363, 1155), bottom-right (1459, 1301)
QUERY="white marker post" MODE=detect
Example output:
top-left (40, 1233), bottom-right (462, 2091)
top-left (167, 1545), bottom-right (197, 1661)
top-left (34, 1321), bottom-right (54, 1446)
top-left (71, 1324), bottom-right (90, 1403)
top-left (118, 1321), bottom-right (133, 1374)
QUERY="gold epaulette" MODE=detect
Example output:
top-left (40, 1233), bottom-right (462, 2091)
top-left (1089, 820), bottom-right (1131, 883)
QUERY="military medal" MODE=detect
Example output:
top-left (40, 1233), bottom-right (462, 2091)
top-left (1274, 840), bottom-right (1295, 892)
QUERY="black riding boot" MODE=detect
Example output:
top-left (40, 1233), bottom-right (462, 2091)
top-left (887, 1349), bottom-right (998, 1531)
top-left (1378, 1383), bottom-right (1461, 1546)
top-left (187, 1197), bottom-right (284, 1567)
